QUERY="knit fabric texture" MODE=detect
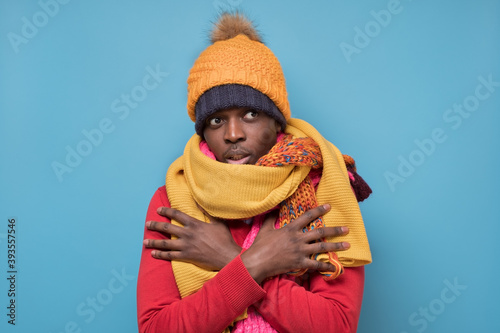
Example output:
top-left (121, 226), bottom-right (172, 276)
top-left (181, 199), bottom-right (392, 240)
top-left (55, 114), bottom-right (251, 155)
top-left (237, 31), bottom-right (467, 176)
top-left (255, 134), bottom-right (344, 279)
top-left (194, 84), bottom-right (287, 136)
top-left (187, 34), bottom-right (290, 126)
top-left (165, 118), bottom-right (371, 301)
top-left (233, 306), bottom-right (276, 333)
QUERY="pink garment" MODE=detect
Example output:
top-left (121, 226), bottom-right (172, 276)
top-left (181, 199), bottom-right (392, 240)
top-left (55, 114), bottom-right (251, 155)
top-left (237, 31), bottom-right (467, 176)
top-left (199, 134), bottom-right (338, 332)
top-left (199, 140), bottom-right (217, 160)
top-left (137, 187), bottom-right (366, 332)
top-left (233, 307), bottom-right (277, 333)
top-left (199, 134), bottom-right (324, 243)
top-left (200, 139), bottom-right (280, 332)
top-left (137, 136), bottom-right (367, 332)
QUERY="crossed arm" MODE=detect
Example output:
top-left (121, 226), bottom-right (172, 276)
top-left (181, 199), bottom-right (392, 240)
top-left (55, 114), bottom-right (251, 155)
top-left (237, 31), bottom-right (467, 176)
top-left (144, 203), bottom-right (350, 284)
top-left (137, 186), bottom-right (364, 333)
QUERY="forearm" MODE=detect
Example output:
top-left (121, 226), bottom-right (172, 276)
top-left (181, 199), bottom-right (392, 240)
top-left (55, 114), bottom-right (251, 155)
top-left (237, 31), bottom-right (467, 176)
top-left (137, 187), bottom-right (266, 332)
top-left (254, 267), bottom-right (365, 333)
top-left (137, 253), bottom-right (265, 333)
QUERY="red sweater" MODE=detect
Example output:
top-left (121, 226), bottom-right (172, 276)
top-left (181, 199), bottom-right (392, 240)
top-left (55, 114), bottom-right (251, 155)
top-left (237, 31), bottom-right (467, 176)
top-left (137, 186), bottom-right (365, 333)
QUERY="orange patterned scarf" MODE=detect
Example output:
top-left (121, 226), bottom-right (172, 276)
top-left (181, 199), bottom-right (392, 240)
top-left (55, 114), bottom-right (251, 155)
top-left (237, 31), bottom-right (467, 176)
top-left (255, 134), bottom-right (343, 279)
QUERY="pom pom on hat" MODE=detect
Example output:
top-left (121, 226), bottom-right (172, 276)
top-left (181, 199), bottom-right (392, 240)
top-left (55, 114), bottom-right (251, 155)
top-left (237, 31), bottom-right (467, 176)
top-left (211, 12), bottom-right (262, 43)
top-left (187, 12), bottom-right (291, 135)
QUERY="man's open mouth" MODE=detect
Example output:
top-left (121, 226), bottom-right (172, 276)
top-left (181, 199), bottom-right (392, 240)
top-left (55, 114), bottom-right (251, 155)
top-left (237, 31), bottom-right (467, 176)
top-left (225, 154), bottom-right (251, 165)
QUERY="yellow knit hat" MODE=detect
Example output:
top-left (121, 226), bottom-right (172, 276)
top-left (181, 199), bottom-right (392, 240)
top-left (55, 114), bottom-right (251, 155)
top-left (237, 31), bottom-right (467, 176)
top-left (186, 13), bottom-right (291, 130)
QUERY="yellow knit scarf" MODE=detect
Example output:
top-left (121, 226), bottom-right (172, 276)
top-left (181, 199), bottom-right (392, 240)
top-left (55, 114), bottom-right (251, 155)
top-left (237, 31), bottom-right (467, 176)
top-left (165, 118), bottom-right (372, 309)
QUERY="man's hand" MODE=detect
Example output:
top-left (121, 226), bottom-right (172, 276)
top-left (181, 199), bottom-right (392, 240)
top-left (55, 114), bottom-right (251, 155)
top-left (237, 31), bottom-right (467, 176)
top-left (143, 207), bottom-right (241, 271)
top-left (241, 204), bottom-right (350, 284)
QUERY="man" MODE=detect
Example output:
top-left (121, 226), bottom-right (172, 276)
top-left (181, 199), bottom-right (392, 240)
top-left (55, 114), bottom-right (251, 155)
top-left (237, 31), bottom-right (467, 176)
top-left (137, 12), bottom-right (371, 332)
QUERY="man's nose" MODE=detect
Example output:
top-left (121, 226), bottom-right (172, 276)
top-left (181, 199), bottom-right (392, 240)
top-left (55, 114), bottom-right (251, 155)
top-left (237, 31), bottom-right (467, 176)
top-left (224, 118), bottom-right (246, 143)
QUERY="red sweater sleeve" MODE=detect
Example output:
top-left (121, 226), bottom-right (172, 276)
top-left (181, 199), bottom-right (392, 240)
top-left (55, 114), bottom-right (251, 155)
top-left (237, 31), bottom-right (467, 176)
top-left (254, 267), bottom-right (365, 333)
top-left (137, 186), bottom-right (365, 332)
top-left (136, 187), bottom-right (266, 333)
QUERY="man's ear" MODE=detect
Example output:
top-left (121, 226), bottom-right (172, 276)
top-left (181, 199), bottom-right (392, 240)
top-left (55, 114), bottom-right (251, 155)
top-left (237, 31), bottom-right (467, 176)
top-left (275, 120), bottom-right (282, 132)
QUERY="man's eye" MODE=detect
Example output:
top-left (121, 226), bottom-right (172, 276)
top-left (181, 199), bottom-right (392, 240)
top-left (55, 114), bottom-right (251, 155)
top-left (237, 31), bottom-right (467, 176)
top-left (209, 118), bottom-right (222, 126)
top-left (244, 110), bottom-right (258, 119)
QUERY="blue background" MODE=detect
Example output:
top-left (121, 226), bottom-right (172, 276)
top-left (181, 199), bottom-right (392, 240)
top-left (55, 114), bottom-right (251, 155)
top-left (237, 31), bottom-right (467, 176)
top-left (1, 0), bottom-right (499, 332)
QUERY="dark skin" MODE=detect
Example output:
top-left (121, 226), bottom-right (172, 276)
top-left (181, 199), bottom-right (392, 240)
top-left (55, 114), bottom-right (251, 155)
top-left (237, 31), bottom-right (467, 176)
top-left (145, 207), bottom-right (242, 272)
top-left (203, 106), bottom-right (280, 165)
top-left (143, 107), bottom-right (351, 284)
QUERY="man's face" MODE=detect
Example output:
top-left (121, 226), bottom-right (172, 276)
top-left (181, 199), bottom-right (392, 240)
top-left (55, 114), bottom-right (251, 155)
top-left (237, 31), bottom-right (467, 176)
top-left (203, 107), bottom-right (281, 165)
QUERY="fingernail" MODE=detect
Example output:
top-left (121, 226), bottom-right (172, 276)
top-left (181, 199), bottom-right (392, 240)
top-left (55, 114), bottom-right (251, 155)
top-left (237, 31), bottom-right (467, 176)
top-left (145, 221), bottom-right (151, 228)
top-left (341, 227), bottom-right (349, 234)
top-left (322, 204), bottom-right (331, 210)
top-left (156, 207), bottom-right (162, 214)
top-left (151, 250), bottom-right (156, 257)
top-left (143, 239), bottom-right (148, 246)
top-left (343, 242), bottom-right (351, 249)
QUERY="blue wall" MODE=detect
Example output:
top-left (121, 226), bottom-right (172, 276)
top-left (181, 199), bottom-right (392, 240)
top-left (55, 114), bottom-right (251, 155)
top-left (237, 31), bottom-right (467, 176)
top-left (1, 0), bottom-right (499, 332)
